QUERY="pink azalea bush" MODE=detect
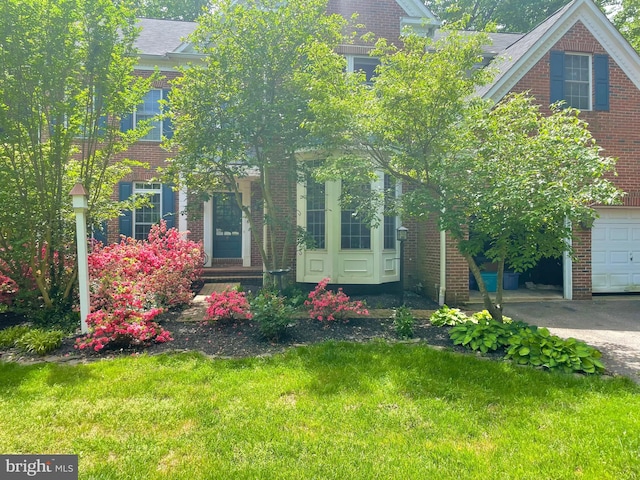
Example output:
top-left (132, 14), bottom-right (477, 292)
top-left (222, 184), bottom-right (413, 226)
top-left (305, 278), bottom-right (369, 322)
top-left (88, 221), bottom-right (204, 311)
top-left (204, 289), bottom-right (253, 322)
top-left (75, 307), bottom-right (172, 352)
top-left (0, 274), bottom-right (19, 306)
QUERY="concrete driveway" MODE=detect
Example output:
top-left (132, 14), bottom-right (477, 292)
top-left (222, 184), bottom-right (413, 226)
top-left (503, 298), bottom-right (640, 383)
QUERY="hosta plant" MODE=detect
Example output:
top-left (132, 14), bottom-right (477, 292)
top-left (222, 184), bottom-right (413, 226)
top-left (429, 305), bottom-right (470, 326)
top-left (15, 329), bottom-right (64, 355)
top-left (506, 325), bottom-right (605, 374)
top-left (305, 278), bottom-right (369, 322)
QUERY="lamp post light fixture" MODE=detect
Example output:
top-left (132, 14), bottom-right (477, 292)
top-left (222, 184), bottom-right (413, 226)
top-left (70, 183), bottom-right (90, 334)
top-left (397, 226), bottom-right (408, 302)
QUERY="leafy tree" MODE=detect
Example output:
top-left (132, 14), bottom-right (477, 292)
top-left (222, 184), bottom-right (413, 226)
top-left (165, 0), bottom-right (348, 280)
top-left (0, 0), bottom-right (154, 317)
top-left (426, 0), bottom-right (569, 31)
top-left (124, 0), bottom-right (210, 21)
top-left (610, 0), bottom-right (640, 51)
top-left (314, 32), bottom-right (622, 320)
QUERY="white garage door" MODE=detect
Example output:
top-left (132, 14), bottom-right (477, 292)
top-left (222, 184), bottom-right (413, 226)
top-left (592, 208), bottom-right (640, 293)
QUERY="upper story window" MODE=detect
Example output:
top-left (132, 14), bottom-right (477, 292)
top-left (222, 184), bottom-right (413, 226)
top-left (564, 54), bottom-right (591, 110)
top-left (120, 88), bottom-right (173, 141)
top-left (550, 51), bottom-right (610, 111)
top-left (348, 56), bottom-right (381, 85)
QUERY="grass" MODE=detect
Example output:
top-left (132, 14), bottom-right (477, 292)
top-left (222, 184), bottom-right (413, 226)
top-left (0, 341), bottom-right (639, 479)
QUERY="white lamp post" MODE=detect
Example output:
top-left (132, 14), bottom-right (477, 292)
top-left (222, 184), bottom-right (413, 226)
top-left (70, 183), bottom-right (90, 334)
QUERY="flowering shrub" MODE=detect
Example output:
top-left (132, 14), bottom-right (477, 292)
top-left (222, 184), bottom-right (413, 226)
top-left (0, 274), bottom-right (19, 306)
top-left (305, 278), bottom-right (369, 322)
top-left (75, 307), bottom-right (172, 352)
top-left (89, 221), bottom-right (204, 311)
top-left (204, 288), bottom-right (253, 322)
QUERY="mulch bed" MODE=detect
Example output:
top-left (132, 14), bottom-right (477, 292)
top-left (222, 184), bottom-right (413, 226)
top-left (0, 292), bottom-right (501, 364)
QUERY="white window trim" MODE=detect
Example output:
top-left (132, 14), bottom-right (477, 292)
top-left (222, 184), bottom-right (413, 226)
top-left (565, 52), bottom-right (592, 111)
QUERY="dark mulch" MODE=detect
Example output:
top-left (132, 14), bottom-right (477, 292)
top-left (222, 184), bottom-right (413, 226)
top-left (0, 292), bottom-right (499, 364)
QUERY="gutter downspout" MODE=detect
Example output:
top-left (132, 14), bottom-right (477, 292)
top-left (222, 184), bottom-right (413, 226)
top-left (438, 230), bottom-right (446, 305)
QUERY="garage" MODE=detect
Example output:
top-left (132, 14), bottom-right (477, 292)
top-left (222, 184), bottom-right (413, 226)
top-left (592, 208), bottom-right (640, 293)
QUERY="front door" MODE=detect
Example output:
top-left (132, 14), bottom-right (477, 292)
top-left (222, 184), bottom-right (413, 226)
top-left (213, 193), bottom-right (243, 258)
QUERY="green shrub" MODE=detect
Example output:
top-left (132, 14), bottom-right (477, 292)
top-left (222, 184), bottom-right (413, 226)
top-left (429, 305), bottom-right (470, 326)
top-left (506, 326), bottom-right (605, 374)
top-left (0, 325), bottom-right (31, 348)
top-left (448, 319), bottom-right (513, 353)
top-left (15, 329), bottom-right (64, 355)
top-left (392, 306), bottom-right (415, 339)
top-left (471, 309), bottom-right (513, 324)
top-left (250, 290), bottom-right (296, 342)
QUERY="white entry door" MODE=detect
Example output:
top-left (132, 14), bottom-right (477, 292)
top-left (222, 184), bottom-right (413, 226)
top-left (592, 208), bottom-right (640, 293)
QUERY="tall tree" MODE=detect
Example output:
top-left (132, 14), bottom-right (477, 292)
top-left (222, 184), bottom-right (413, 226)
top-left (313, 32), bottom-right (622, 320)
top-left (426, 0), bottom-right (570, 31)
top-left (0, 0), bottom-right (154, 317)
top-left (125, 0), bottom-right (210, 21)
top-left (165, 0), bottom-right (348, 279)
top-left (611, 0), bottom-right (640, 51)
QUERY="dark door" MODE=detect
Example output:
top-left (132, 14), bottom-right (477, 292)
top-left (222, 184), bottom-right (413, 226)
top-left (213, 193), bottom-right (242, 258)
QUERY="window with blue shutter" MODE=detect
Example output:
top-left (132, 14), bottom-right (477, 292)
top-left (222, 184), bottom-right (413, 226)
top-left (162, 184), bottom-right (176, 229)
top-left (162, 89), bottom-right (173, 139)
top-left (549, 50), bottom-right (609, 111)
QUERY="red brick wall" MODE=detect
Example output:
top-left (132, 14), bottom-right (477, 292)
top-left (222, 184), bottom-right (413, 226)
top-left (506, 21), bottom-right (640, 298)
top-left (327, 0), bottom-right (407, 47)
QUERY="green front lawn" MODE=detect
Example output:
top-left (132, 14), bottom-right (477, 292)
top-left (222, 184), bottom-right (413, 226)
top-left (0, 342), bottom-right (638, 479)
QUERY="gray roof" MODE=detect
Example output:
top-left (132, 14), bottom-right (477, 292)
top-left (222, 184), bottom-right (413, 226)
top-left (476, 1), bottom-right (574, 97)
top-left (433, 30), bottom-right (524, 56)
top-left (135, 18), bottom-right (197, 56)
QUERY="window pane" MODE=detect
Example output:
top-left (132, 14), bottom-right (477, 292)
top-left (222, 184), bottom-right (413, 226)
top-left (564, 54), bottom-right (590, 109)
top-left (306, 172), bottom-right (325, 249)
top-left (137, 90), bottom-right (162, 141)
top-left (133, 183), bottom-right (162, 240)
top-left (353, 57), bottom-right (380, 84)
top-left (341, 182), bottom-right (371, 249)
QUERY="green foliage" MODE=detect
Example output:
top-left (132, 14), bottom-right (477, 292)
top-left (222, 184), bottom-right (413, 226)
top-left (0, 0), bottom-right (156, 313)
top-left (281, 285), bottom-right (307, 309)
top-left (14, 329), bottom-right (64, 356)
top-left (506, 326), bottom-right (605, 374)
top-left (448, 318), bottom-right (515, 353)
top-left (128, 0), bottom-right (210, 21)
top-left (249, 289), bottom-right (296, 342)
top-left (429, 305), bottom-right (470, 326)
top-left (0, 325), bottom-right (31, 348)
top-left (471, 310), bottom-right (512, 324)
top-left (392, 306), bottom-right (415, 339)
top-left (167, 0), bottom-right (348, 274)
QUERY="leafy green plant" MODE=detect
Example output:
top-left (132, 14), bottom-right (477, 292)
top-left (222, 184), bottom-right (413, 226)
top-left (250, 289), bottom-right (296, 342)
top-left (448, 317), bottom-right (525, 354)
top-left (429, 305), bottom-right (470, 326)
top-left (471, 309), bottom-right (513, 324)
top-left (392, 306), bottom-right (415, 339)
top-left (15, 329), bottom-right (64, 355)
top-left (506, 326), bottom-right (605, 374)
top-left (0, 325), bottom-right (31, 348)
top-left (281, 285), bottom-right (307, 309)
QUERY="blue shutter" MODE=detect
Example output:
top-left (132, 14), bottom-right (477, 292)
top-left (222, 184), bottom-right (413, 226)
top-left (162, 184), bottom-right (176, 229)
top-left (594, 54), bottom-right (610, 111)
top-left (93, 221), bottom-right (108, 244)
top-left (162, 89), bottom-right (173, 139)
top-left (120, 113), bottom-right (133, 132)
top-left (549, 51), bottom-right (565, 105)
top-left (119, 182), bottom-right (133, 238)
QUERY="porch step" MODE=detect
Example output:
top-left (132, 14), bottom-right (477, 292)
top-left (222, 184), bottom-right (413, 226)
top-left (201, 266), bottom-right (264, 284)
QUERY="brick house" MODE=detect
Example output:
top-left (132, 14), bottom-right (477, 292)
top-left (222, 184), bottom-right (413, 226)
top-left (110, 0), bottom-right (640, 303)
